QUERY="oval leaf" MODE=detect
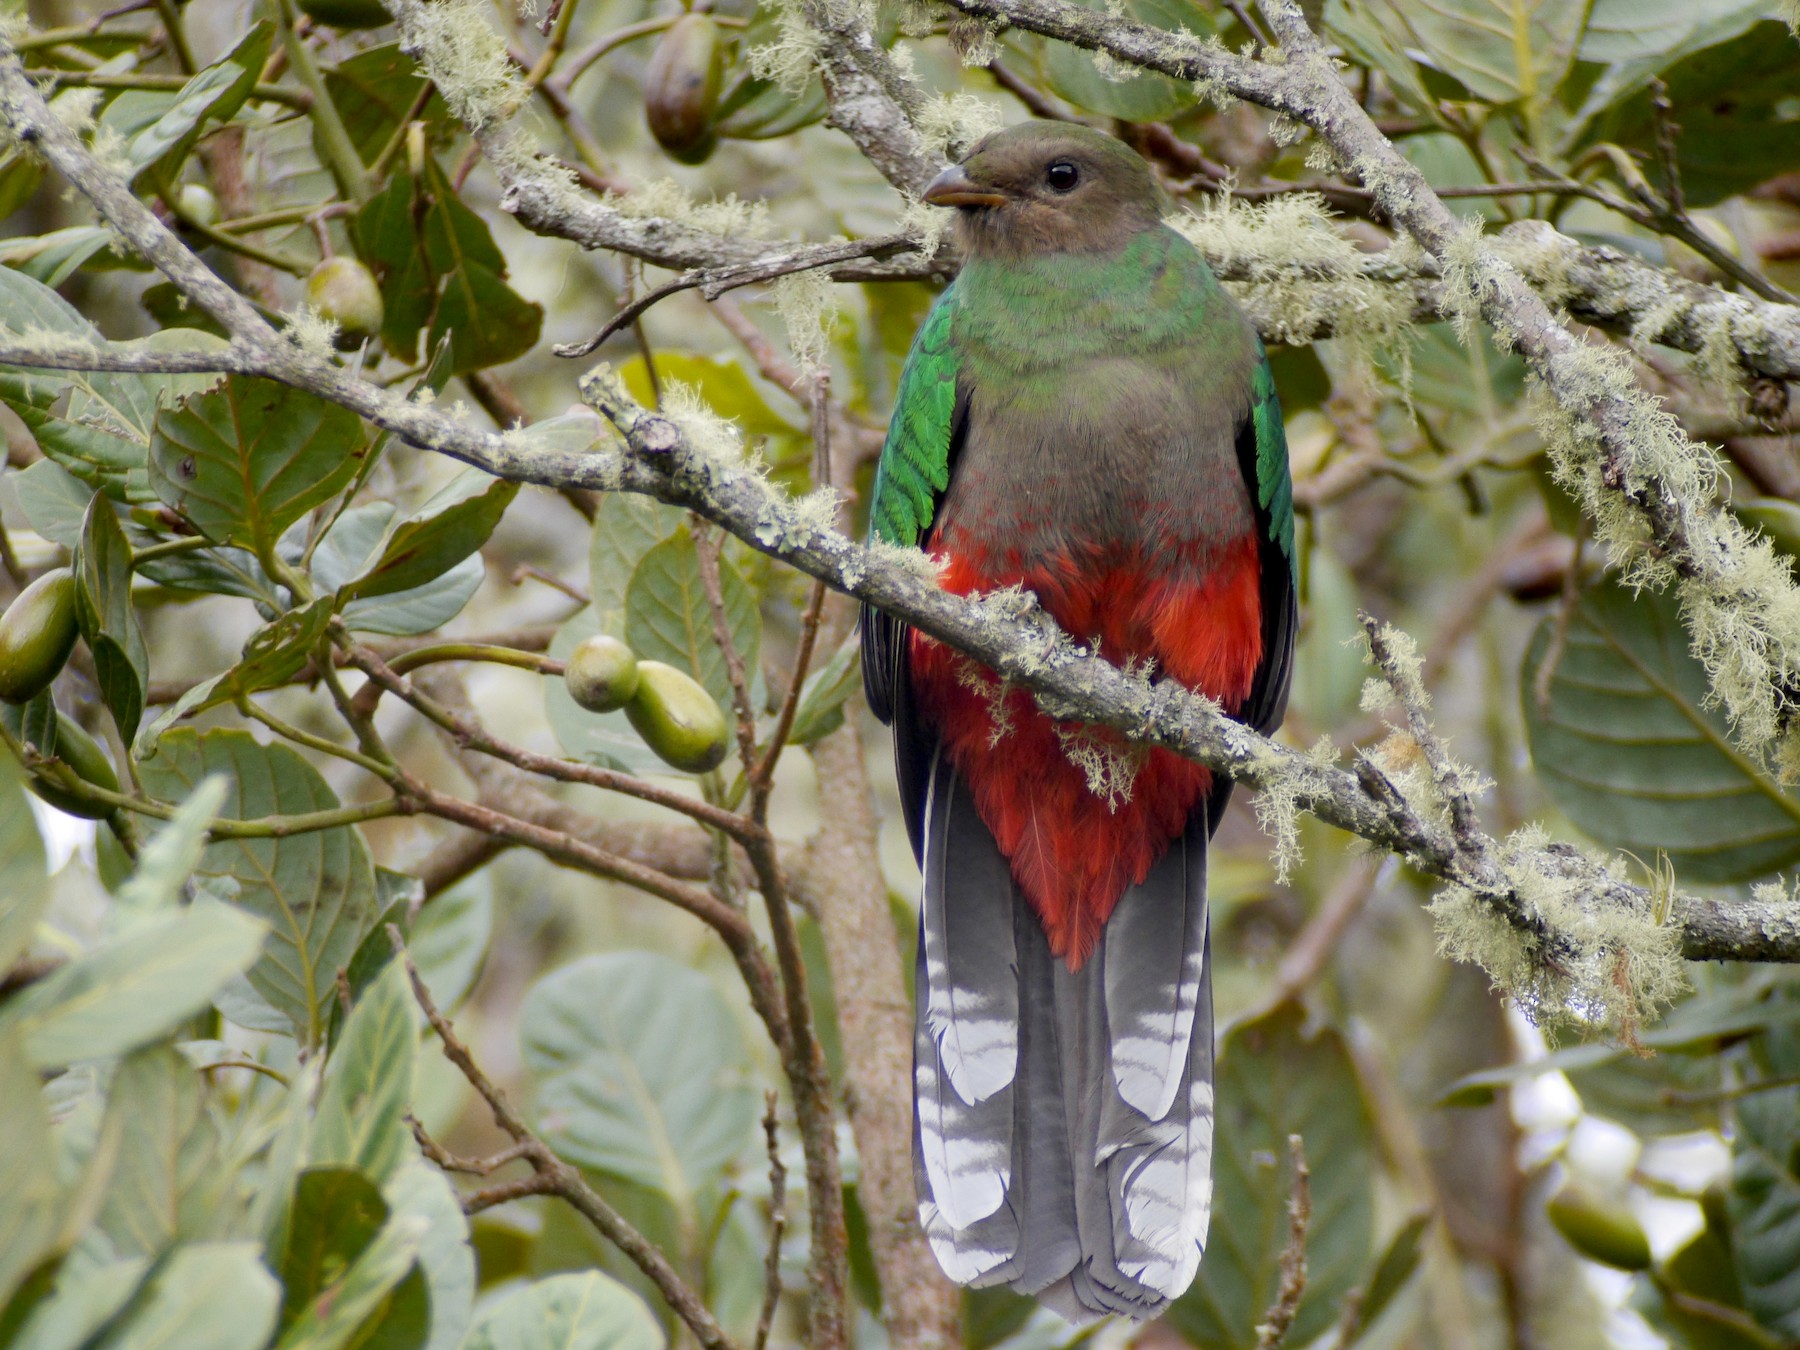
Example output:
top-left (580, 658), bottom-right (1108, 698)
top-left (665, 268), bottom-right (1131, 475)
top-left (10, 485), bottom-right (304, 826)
top-left (463, 1272), bottom-right (664, 1350)
top-left (1522, 579), bottom-right (1800, 884)
top-left (624, 528), bottom-right (761, 712)
top-left (519, 951), bottom-right (758, 1201)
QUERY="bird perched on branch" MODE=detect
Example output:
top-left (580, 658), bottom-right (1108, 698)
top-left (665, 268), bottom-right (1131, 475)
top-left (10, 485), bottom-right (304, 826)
top-left (862, 122), bottom-right (1296, 1320)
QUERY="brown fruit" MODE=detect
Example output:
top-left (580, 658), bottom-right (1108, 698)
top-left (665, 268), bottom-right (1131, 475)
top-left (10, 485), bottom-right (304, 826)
top-left (625, 660), bottom-right (730, 773)
top-left (306, 257), bottom-right (385, 345)
top-left (564, 634), bottom-right (641, 713)
top-left (0, 569), bottom-right (80, 704)
top-left (644, 14), bottom-right (724, 165)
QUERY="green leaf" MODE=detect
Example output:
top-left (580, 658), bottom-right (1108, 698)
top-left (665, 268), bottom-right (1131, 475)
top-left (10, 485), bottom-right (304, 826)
top-left (1036, 0), bottom-right (1210, 120)
top-left (1632, 1187), bottom-right (1768, 1350)
top-left (149, 375), bottom-right (366, 559)
top-left (12, 458), bottom-right (95, 550)
top-left (519, 950), bottom-right (759, 1202)
top-left (136, 728), bottom-right (380, 1048)
top-left (134, 598), bottom-right (336, 757)
top-left (1522, 578), bottom-right (1800, 884)
top-left (1728, 992), bottom-right (1800, 1337)
top-left (0, 752), bottom-right (50, 974)
top-left (350, 168), bottom-right (435, 363)
top-left (1346, 0), bottom-right (1587, 112)
top-left (122, 24), bottom-right (272, 190)
top-left (277, 1168), bottom-right (390, 1331)
top-left (91, 1242), bottom-right (280, 1350)
top-left (618, 353), bottom-right (802, 442)
top-left (322, 44), bottom-right (447, 167)
top-left (419, 159), bottom-right (543, 375)
top-left (462, 1272), bottom-right (665, 1350)
top-left (313, 959), bottom-right (418, 1184)
top-left (409, 872), bottom-right (493, 1012)
top-left (589, 493), bottom-right (688, 637)
top-left (0, 1035), bottom-right (63, 1310)
top-left (74, 489), bottom-right (149, 741)
top-left (384, 1160), bottom-right (476, 1350)
top-left (0, 900), bottom-right (266, 1069)
top-left (274, 1211), bottom-right (428, 1350)
top-left (786, 633), bottom-right (860, 746)
top-left (1344, 1212), bottom-right (1430, 1344)
top-left (95, 1045), bottom-right (224, 1258)
top-left (337, 470), bottom-right (518, 602)
top-left (0, 269), bottom-right (220, 502)
top-left (312, 502), bottom-right (484, 636)
top-left (1167, 1002), bottom-right (1377, 1350)
top-left (625, 528), bottom-right (761, 712)
top-left (114, 776), bottom-right (230, 919)
top-left (7, 1255), bottom-right (150, 1350)
top-left (1570, 18), bottom-right (1800, 206)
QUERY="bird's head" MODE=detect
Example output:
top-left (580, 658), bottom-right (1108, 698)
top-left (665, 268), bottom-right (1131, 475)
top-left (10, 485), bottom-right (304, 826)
top-left (923, 122), bottom-right (1167, 258)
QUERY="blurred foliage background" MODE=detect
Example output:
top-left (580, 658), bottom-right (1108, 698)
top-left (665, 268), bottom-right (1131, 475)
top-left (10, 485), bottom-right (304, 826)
top-left (2, 0), bottom-right (1800, 1347)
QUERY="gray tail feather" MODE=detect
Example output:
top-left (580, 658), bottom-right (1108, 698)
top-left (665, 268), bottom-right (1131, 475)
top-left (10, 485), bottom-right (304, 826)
top-left (914, 753), bottom-right (1214, 1321)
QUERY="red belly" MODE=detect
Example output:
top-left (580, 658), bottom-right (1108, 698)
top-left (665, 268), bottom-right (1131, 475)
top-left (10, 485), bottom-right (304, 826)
top-left (909, 535), bottom-right (1263, 967)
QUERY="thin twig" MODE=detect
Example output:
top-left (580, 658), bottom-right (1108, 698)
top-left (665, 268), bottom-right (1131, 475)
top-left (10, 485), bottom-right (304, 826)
top-left (555, 234), bottom-right (918, 359)
top-left (1255, 1135), bottom-right (1312, 1350)
top-left (754, 1093), bottom-right (788, 1350)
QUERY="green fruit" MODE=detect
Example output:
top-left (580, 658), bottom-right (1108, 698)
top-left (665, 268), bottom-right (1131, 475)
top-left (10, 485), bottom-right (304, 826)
top-left (306, 257), bottom-right (385, 345)
top-left (0, 569), bottom-right (79, 704)
top-left (297, 0), bottom-right (392, 29)
top-left (644, 14), bottom-right (724, 165)
top-left (1546, 1182), bottom-right (1652, 1271)
top-left (564, 634), bottom-right (641, 713)
top-left (625, 661), bottom-right (730, 774)
top-left (29, 712), bottom-right (120, 819)
top-left (177, 183), bottom-right (220, 229)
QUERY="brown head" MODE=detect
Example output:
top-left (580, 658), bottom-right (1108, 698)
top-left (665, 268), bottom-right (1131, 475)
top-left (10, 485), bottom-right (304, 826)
top-left (924, 122), bottom-right (1168, 258)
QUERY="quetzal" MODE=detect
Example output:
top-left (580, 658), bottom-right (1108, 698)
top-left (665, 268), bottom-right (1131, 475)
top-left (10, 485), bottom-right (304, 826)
top-left (860, 122), bottom-right (1297, 1320)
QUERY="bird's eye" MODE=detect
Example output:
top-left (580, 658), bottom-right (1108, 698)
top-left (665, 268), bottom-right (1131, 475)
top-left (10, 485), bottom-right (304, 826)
top-left (1045, 161), bottom-right (1079, 192)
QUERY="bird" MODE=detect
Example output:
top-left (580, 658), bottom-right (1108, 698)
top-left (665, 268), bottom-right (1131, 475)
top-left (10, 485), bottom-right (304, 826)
top-left (860, 121), bottom-right (1297, 1321)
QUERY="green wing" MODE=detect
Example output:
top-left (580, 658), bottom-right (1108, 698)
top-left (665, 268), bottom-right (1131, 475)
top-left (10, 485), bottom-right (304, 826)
top-left (869, 288), bottom-right (960, 548)
top-left (862, 286), bottom-right (961, 731)
top-left (1232, 343), bottom-right (1297, 739)
top-left (1250, 349), bottom-right (1295, 568)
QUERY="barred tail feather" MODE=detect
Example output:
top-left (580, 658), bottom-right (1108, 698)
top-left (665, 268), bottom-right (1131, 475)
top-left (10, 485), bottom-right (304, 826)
top-left (914, 753), bottom-right (1215, 1320)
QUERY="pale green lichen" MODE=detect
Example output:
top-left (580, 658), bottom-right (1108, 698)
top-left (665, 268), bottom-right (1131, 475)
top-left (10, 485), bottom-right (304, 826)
top-left (604, 179), bottom-right (773, 241)
top-left (1056, 723), bottom-right (1144, 809)
top-left (1531, 338), bottom-right (1800, 764)
top-left (1168, 190), bottom-right (1411, 368)
top-left (1435, 215), bottom-right (1489, 345)
top-left (771, 267), bottom-right (840, 376)
top-left (661, 378), bottom-right (748, 466)
top-left (1431, 826), bottom-right (1687, 1037)
top-left (1253, 735), bottom-right (1337, 883)
top-left (748, 0), bottom-right (826, 96)
top-left (913, 92), bottom-right (1005, 160)
top-left (282, 306), bottom-right (340, 360)
top-left (403, 0), bottom-right (524, 132)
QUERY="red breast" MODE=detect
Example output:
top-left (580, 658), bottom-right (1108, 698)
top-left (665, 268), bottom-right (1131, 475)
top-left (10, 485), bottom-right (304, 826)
top-left (909, 535), bottom-right (1263, 967)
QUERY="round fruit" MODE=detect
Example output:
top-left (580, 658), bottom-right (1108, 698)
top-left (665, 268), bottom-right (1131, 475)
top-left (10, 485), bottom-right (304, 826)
top-left (177, 183), bottom-right (220, 229)
top-left (564, 634), bottom-right (641, 713)
top-left (297, 0), bottom-right (392, 29)
top-left (644, 14), bottom-right (724, 165)
top-left (29, 712), bottom-right (120, 819)
top-left (0, 569), bottom-right (80, 705)
top-left (1546, 1182), bottom-right (1651, 1271)
top-left (306, 257), bottom-right (385, 345)
top-left (625, 660), bottom-right (730, 773)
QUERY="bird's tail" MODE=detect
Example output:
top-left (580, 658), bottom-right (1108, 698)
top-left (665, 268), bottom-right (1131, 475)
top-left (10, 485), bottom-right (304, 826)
top-left (913, 747), bottom-right (1215, 1321)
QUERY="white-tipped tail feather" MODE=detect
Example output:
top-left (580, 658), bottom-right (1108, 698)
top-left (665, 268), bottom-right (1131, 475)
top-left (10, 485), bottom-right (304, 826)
top-left (913, 751), bottom-right (1215, 1321)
